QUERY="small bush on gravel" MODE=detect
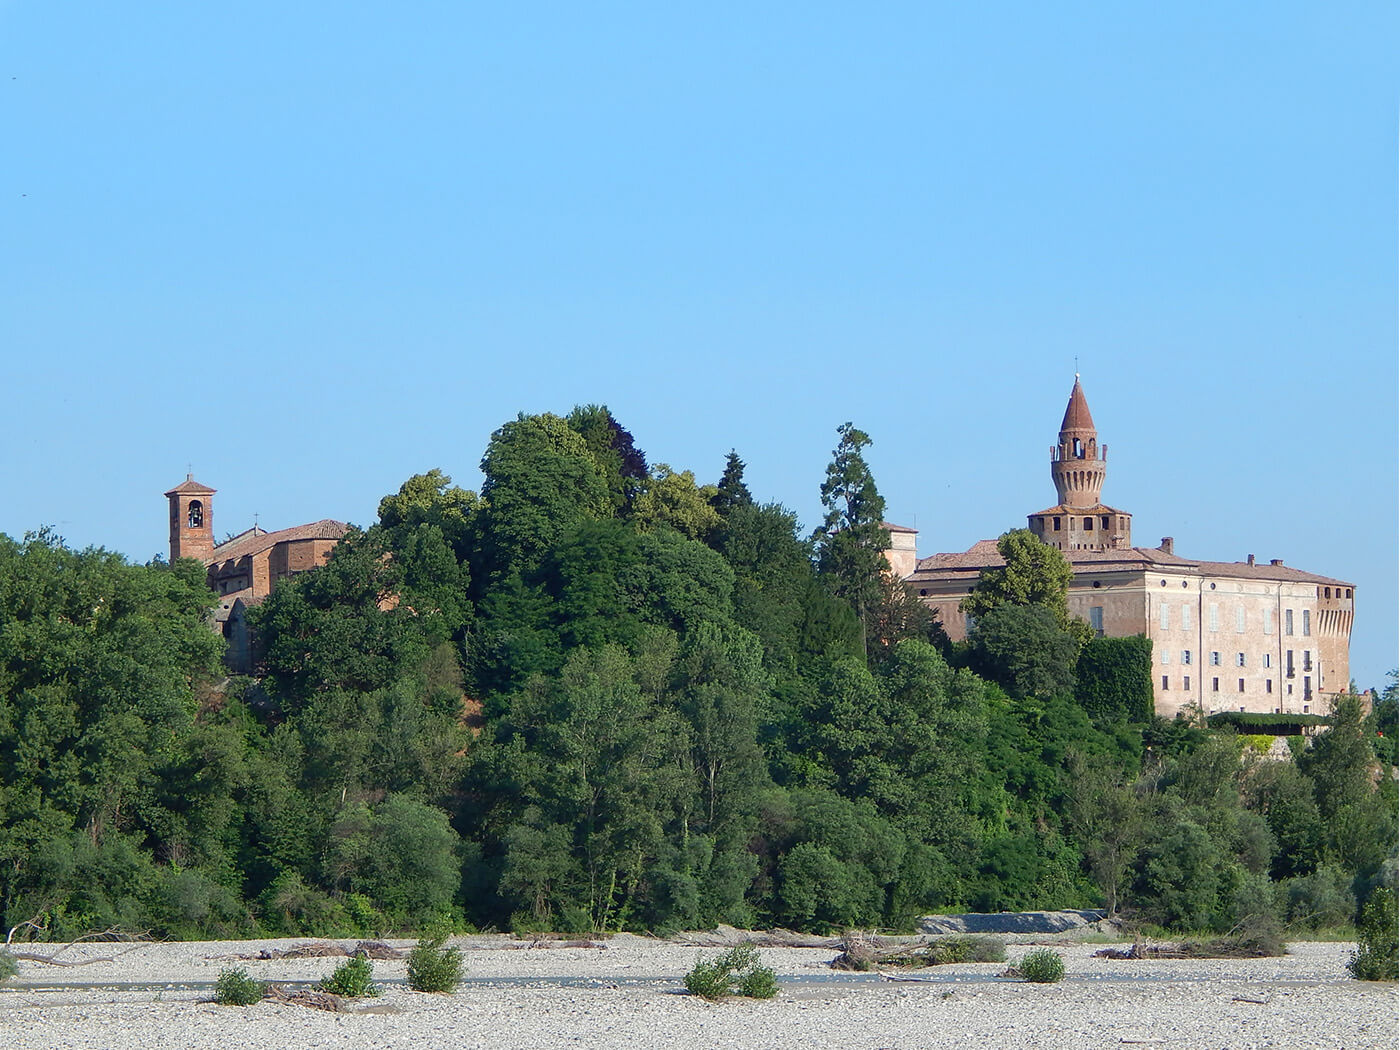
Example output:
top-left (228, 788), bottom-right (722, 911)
top-left (1347, 888), bottom-right (1398, 982)
top-left (408, 925), bottom-right (465, 993)
top-left (320, 955), bottom-right (378, 997)
top-left (684, 944), bottom-right (778, 1000)
top-left (214, 967), bottom-right (267, 1006)
top-left (1017, 949), bottom-right (1066, 983)
top-left (0, 951), bottom-right (19, 985)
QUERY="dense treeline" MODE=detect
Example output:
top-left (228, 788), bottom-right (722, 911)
top-left (1, 408), bottom-right (1395, 940)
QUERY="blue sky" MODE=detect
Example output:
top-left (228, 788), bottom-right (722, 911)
top-left (2, 3), bottom-right (1395, 688)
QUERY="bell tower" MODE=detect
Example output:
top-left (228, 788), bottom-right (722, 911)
top-left (1051, 375), bottom-right (1105, 508)
top-left (165, 474), bottom-right (216, 563)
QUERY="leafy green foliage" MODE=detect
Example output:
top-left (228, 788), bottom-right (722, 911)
top-left (684, 943), bottom-right (778, 1000)
top-left (962, 529), bottom-right (1073, 622)
top-left (969, 604), bottom-right (1080, 700)
top-left (1207, 712), bottom-right (1327, 730)
top-left (407, 923), bottom-right (465, 992)
top-left (320, 955), bottom-right (378, 997)
top-left (1016, 948), bottom-right (1065, 983)
top-left (1347, 887), bottom-right (1398, 981)
top-left (214, 967), bottom-right (266, 1006)
top-left (1076, 636), bottom-right (1153, 722)
top-left (812, 423), bottom-right (888, 657)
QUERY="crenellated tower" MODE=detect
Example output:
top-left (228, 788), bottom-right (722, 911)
top-left (1051, 375), bottom-right (1105, 508)
top-left (1028, 376), bottom-right (1132, 551)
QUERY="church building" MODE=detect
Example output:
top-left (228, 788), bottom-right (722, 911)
top-left (165, 475), bottom-right (348, 670)
top-left (900, 380), bottom-right (1355, 719)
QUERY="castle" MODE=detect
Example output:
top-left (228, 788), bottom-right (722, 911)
top-left (164, 475), bottom-right (347, 669)
top-left (900, 379), bottom-right (1355, 719)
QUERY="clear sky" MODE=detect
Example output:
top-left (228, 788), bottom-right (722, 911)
top-left (2, 3), bottom-right (1395, 689)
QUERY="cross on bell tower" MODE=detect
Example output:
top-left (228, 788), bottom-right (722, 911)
top-left (164, 473), bottom-right (216, 563)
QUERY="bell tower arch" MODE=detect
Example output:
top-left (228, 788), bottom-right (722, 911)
top-left (165, 474), bottom-right (216, 563)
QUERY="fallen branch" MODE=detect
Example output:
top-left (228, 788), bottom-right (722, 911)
top-left (4, 919), bottom-right (153, 967)
top-left (211, 941), bottom-right (404, 962)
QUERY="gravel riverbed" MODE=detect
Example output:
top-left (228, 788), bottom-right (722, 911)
top-left (0, 936), bottom-right (1393, 1049)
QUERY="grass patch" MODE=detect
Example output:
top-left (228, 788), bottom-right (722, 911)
top-left (319, 955), bottom-right (378, 998)
top-left (684, 944), bottom-right (778, 1001)
top-left (1013, 949), bottom-right (1065, 983)
top-left (214, 967), bottom-right (267, 1006)
top-left (407, 926), bottom-right (465, 993)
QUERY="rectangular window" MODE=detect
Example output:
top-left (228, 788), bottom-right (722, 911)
top-left (1236, 607), bottom-right (1245, 633)
top-left (1303, 650), bottom-right (1312, 672)
top-left (1212, 677), bottom-right (1220, 692)
top-left (1264, 653), bottom-right (1272, 669)
top-left (1162, 650), bottom-right (1171, 665)
top-left (1184, 675), bottom-right (1191, 690)
top-left (1238, 678), bottom-right (1245, 692)
top-left (1182, 605), bottom-right (1192, 630)
top-left (1161, 675), bottom-right (1169, 690)
top-left (1209, 604), bottom-right (1219, 631)
top-left (1160, 602), bottom-right (1171, 631)
top-left (1265, 608), bottom-right (1274, 635)
top-left (1210, 651), bottom-right (1221, 666)
top-left (1286, 650), bottom-right (1295, 677)
top-left (1182, 650), bottom-right (1192, 665)
top-left (1053, 517), bottom-right (1061, 531)
top-left (1267, 679), bottom-right (1273, 694)
top-left (1089, 606), bottom-right (1104, 636)
top-left (1304, 675), bottom-right (1312, 700)
top-left (1302, 610), bottom-right (1311, 636)
top-left (1285, 609), bottom-right (1294, 636)
top-left (1236, 652), bottom-right (1246, 667)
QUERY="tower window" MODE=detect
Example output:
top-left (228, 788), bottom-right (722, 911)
top-left (1084, 517), bottom-right (1093, 530)
top-left (187, 500), bottom-right (204, 529)
top-left (1324, 587), bottom-right (1331, 599)
top-left (1101, 516), bottom-right (1109, 530)
top-left (1053, 517), bottom-right (1061, 531)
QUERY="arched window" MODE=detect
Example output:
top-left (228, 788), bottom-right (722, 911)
top-left (1083, 517), bottom-right (1093, 530)
top-left (187, 500), bottom-right (204, 529)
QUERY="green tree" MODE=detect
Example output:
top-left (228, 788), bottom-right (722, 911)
top-left (812, 423), bottom-right (889, 659)
top-left (711, 451), bottom-right (754, 517)
top-left (631, 465), bottom-right (721, 541)
top-left (969, 604), bottom-right (1080, 700)
top-left (962, 529), bottom-right (1087, 641)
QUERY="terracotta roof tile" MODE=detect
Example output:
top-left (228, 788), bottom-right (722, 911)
top-left (164, 474), bottom-right (216, 497)
top-left (209, 519), bottom-right (350, 564)
top-left (882, 521), bottom-right (918, 533)
top-left (1060, 377), bottom-right (1096, 433)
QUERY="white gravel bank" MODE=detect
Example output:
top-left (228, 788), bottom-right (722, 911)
top-left (0, 937), bottom-right (1393, 1049)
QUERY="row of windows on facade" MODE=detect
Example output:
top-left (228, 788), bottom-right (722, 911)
top-left (1164, 649), bottom-right (1311, 672)
top-left (1035, 515), bottom-right (1128, 533)
top-left (1158, 604), bottom-right (1318, 636)
top-left (1160, 674), bottom-right (1313, 701)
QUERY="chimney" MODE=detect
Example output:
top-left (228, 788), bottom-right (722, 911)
top-left (1159, 537), bottom-right (1174, 555)
top-left (1270, 558), bottom-right (1283, 567)
top-left (1247, 554), bottom-right (1255, 566)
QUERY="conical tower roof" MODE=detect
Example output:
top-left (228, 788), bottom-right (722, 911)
top-left (1059, 376), bottom-right (1096, 433)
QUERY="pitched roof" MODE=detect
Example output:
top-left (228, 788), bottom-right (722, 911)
top-left (164, 474), bottom-right (216, 497)
top-left (882, 521), bottom-right (918, 534)
top-left (209, 519), bottom-right (350, 564)
top-left (1059, 377), bottom-right (1096, 434)
top-left (1028, 503), bottom-right (1130, 517)
top-left (909, 538), bottom-right (1353, 588)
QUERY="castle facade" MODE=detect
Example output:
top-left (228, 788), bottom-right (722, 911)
top-left (900, 380), bottom-right (1355, 719)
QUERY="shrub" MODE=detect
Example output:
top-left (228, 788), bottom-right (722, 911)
top-left (1017, 949), bottom-right (1065, 983)
top-left (1347, 888), bottom-right (1398, 982)
top-left (0, 951), bottom-right (18, 984)
top-left (407, 925), bottom-right (465, 993)
top-left (684, 943), bottom-right (778, 1001)
top-left (214, 967), bottom-right (266, 1006)
top-left (320, 955), bottom-right (378, 997)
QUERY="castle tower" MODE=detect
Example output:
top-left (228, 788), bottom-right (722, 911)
top-left (1028, 377), bottom-right (1132, 552)
top-left (165, 474), bottom-right (216, 563)
top-left (1051, 375), bottom-right (1105, 508)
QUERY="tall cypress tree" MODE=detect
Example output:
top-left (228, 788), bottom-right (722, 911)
top-left (812, 423), bottom-right (888, 659)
